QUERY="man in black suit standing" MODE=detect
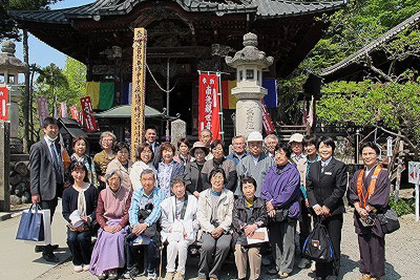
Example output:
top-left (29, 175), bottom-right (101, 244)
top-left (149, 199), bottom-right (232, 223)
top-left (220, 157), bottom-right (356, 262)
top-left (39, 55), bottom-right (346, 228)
top-left (30, 117), bottom-right (64, 262)
top-left (306, 136), bottom-right (347, 280)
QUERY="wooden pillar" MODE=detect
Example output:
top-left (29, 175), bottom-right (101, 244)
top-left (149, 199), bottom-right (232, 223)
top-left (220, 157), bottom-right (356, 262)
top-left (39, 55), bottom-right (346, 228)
top-left (131, 28), bottom-right (147, 162)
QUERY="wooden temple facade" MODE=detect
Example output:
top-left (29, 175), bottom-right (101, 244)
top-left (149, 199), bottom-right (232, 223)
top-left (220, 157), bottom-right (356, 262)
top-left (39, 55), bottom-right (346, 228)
top-left (10, 0), bottom-right (344, 136)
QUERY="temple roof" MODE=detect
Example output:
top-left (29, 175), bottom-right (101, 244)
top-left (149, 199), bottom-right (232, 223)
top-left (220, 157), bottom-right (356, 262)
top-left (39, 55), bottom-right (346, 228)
top-left (320, 11), bottom-right (420, 82)
top-left (9, 0), bottom-right (345, 23)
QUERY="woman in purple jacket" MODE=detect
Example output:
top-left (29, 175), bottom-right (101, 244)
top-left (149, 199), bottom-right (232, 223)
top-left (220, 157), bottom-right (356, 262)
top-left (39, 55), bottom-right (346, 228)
top-left (261, 143), bottom-right (301, 279)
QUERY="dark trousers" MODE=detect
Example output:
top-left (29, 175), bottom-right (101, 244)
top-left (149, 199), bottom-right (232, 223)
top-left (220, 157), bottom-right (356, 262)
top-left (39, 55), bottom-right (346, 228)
top-left (198, 233), bottom-right (232, 278)
top-left (314, 214), bottom-right (343, 280)
top-left (299, 200), bottom-right (312, 251)
top-left (67, 229), bottom-right (92, 265)
top-left (40, 197), bottom-right (58, 222)
top-left (126, 238), bottom-right (159, 273)
top-left (358, 232), bottom-right (385, 278)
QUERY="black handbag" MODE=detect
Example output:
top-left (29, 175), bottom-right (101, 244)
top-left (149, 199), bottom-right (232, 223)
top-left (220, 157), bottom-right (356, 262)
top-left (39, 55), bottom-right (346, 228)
top-left (270, 209), bottom-right (289, 222)
top-left (377, 208), bottom-right (400, 234)
top-left (302, 222), bottom-right (334, 263)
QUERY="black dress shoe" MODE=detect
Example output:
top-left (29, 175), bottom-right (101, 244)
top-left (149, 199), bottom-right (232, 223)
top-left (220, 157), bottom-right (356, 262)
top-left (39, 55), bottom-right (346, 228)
top-left (42, 251), bottom-right (59, 263)
top-left (35, 244), bottom-right (59, 253)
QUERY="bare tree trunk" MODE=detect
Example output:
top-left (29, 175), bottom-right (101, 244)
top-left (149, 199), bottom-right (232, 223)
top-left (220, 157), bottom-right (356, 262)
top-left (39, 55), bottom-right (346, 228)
top-left (22, 29), bottom-right (30, 153)
top-left (29, 65), bottom-right (35, 143)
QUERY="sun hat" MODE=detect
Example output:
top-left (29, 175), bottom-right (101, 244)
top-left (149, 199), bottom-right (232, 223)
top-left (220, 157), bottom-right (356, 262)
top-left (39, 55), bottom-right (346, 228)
top-left (190, 141), bottom-right (210, 156)
top-left (289, 133), bottom-right (304, 143)
top-left (247, 131), bottom-right (264, 142)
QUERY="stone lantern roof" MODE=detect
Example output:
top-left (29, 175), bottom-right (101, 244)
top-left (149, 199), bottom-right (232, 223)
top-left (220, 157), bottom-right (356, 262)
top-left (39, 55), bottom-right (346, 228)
top-left (225, 33), bottom-right (273, 69)
top-left (0, 40), bottom-right (27, 72)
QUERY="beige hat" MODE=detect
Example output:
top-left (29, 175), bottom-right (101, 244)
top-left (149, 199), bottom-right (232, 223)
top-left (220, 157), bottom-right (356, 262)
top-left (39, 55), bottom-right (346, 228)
top-left (190, 141), bottom-right (209, 156)
top-left (289, 133), bottom-right (304, 143)
top-left (247, 131), bottom-right (264, 142)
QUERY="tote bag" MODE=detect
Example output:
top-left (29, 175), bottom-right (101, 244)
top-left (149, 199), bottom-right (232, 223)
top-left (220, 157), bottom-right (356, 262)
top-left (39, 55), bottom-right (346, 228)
top-left (302, 222), bottom-right (334, 263)
top-left (16, 203), bottom-right (45, 241)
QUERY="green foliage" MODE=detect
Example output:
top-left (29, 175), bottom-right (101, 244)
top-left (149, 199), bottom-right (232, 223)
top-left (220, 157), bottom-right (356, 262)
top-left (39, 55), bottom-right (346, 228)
top-left (389, 195), bottom-right (415, 216)
top-left (318, 80), bottom-right (420, 143)
top-left (61, 56), bottom-right (87, 106)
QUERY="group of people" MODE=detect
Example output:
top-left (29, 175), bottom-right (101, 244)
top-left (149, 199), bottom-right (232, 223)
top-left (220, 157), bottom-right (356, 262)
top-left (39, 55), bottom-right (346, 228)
top-left (29, 117), bottom-right (391, 280)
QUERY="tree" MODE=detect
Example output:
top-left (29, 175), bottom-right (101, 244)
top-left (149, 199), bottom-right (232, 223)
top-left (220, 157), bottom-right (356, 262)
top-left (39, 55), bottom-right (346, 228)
top-left (61, 56), bottom-right (87, 105)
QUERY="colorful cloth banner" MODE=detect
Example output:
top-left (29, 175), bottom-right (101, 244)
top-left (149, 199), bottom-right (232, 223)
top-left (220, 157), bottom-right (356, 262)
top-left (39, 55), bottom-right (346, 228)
top-left (198, 73), bottom-right (221, 141)
top-left (86, 82), bottom-right (100, 109)
top-left (261, 99), bottom-right (275, 134)
top-left (70, 105), bottom-right (79, 122)
top-left (0, 87), bottom-right (9, 121)
top-left (98, 82), bottom-right (114, 109)
top-left (80, 96), bottom-right (98, 132)
top-left (59, 101), bottom-right (68, 118)
top-left (262, 78), bottom-right (278, 108)
top-left (37, 96), bottom-right (49, 127)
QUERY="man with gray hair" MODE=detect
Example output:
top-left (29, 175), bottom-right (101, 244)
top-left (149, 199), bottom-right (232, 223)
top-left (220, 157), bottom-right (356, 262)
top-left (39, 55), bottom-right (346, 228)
top-left (227, 135), bottom-right (248, 166)
top-left (199, 129), bottom-right (213, 161)
top-left (236, 131), bottom-right (274, 197)
top-left (264, 134), bottom-right (278, 158)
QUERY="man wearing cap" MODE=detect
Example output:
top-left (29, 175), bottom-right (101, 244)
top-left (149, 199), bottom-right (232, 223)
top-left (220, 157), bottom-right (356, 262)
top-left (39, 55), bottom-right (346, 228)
top-left (227, 135), bottom-right (248, 166)
top-left (236, 131), bottom-right (275, 197)
top-left (184, 142), bottom-right (209, 198)
top-left (289, 133), bottom-right (306, 165)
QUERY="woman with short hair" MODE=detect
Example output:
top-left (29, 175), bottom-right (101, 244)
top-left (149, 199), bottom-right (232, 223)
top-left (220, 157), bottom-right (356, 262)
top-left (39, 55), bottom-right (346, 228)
top-left (71, 136), bottom-right (98, 188)
top-left (201, 140), bottom-right (237, 191)
top-left (348, 142), bottom-right (390, 280)
top-left (197, 168), bottom-right (234, 280)
top-left (306, 136), bottom-right (347, 280)
top-left (106, 142), bottom-right (132, 190)
top-left (130, 143), bottom-right (157, 191)
top-left (233, 176), bottom-right (268, 280)
top-left (161, 178), bottom-right (199, 280)
top-left (261, 143), bottom-right (301, 279)
top-left (174, 138), bottom-right (191, 166)
top-left (90, 169), bottom-right (132, 280)
top-left (94, 131), bottom-right (117, 191)
top-left (157, 142), bottom-right (185, 198)
top-left (62, 162), bottom-right (98, 273)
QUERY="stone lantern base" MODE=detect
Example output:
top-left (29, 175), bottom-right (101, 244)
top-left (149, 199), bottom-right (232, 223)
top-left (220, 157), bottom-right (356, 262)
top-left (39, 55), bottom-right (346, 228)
top-left (236, 99), bottom-right (263, 139)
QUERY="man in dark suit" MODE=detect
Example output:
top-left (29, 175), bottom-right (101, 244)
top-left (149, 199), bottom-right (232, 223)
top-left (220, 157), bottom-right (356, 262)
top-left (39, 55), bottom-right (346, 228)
top-left (145, 126), bottom-right (162, 167)
top-left (30, 117), bottom-right (64, 262)
top-left (307, 136), bottom-right (347, 280)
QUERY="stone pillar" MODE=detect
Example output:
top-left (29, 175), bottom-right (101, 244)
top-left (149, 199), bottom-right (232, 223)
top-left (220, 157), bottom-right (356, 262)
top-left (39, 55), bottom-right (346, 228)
top-left (225, 33), bottom-right (273, 139)
top-left (171, 119), bottom-right (186, 147)
top-left (0, 121), bottom-right (10, 211)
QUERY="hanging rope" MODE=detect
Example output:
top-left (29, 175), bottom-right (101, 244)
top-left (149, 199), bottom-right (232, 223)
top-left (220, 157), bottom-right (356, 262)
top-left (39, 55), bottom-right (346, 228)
top-left (145, 62), bottom-right (178, 94)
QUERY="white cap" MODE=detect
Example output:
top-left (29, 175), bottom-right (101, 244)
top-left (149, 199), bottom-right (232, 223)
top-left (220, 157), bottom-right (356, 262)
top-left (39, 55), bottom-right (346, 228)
top-left (289, 133), bottom-right (304, 143)
top-left (247, 131), bottom-right (264, 142)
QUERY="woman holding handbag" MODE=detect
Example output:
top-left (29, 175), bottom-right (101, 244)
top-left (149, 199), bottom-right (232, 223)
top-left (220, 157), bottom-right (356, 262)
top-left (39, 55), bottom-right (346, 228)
top-left (306, 136), bottom-right (347, 280)
top-left (261, 143), bottom-right (301, 279)
top-left (62, 162), bottom-right (98, 272)
top-left (348, 142), bottom-right (390, 280)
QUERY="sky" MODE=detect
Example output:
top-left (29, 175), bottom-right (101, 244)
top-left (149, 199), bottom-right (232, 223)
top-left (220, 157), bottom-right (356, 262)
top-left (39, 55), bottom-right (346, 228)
top-left (13, 0), bottom-right (96, 69)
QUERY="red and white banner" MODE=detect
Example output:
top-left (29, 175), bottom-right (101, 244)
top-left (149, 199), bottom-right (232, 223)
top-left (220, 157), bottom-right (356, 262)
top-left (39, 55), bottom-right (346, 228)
top-left (261, 99), bottom-right (275, 135)
top-left (59, 101), bottom-right (68, 118)
top-left (70, 104), bottom-right (79, 122)
top-left (80, 96), bottom-right (98, 132)
top-left (198, 73), bottom-right (221, 141)
top-left (0, 87), bottom-right (9, 121)
top-left (37, 96), bottom-right (49, 127)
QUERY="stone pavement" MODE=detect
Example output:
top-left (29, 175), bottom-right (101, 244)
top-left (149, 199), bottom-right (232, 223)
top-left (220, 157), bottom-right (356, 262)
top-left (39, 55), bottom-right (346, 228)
top-left (0, 200), bottom-right (71, 280)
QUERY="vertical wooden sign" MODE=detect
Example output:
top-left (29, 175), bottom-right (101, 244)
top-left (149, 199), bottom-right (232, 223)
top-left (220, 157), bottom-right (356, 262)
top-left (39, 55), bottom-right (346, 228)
top-left (131, 28), bottom-right (147, 162)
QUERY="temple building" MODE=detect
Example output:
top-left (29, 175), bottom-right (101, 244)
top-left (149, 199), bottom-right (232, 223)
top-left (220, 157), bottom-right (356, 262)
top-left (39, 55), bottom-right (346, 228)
top-left (9, 0), bottom-right (345, 137)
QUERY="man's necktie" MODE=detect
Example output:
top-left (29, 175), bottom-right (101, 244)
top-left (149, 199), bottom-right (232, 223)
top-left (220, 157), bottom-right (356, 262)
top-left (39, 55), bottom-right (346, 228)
top-left (321, 162), bottom-right (327, 173)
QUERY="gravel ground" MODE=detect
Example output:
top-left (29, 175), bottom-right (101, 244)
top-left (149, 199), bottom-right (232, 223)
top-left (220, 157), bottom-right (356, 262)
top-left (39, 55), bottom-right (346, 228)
top-left (36, 209), bottom-right (420, 280)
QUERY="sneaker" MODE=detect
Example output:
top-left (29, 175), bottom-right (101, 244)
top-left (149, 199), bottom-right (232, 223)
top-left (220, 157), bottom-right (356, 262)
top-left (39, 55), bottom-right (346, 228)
top-left (148, 271), bottom-right (157, 280)
top-left (74, 265), bottom-right (83, 273)
top-left (165, 272), bottom-right (176, 280)
top-left (83, 264), bottom-right (90, 272)
top-left (123, 267), bottom-right (139, 279)
top-left (298, 258), bottom-right (311, 269)
top-left (108, 269), bottom-right (118, 280)
top-left (173, 271), bottom-right (184, 280)
top-left (98, 271), bottom-right (108, 280)
top-left (279, 272), bottom-right (289, 279)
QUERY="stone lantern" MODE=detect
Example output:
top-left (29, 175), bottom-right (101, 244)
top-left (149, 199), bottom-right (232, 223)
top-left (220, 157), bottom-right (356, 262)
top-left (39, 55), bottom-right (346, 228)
top-left (0, 40), bottom-right (27, 153)
top-left (225, 33), bottom-right (273, 139)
